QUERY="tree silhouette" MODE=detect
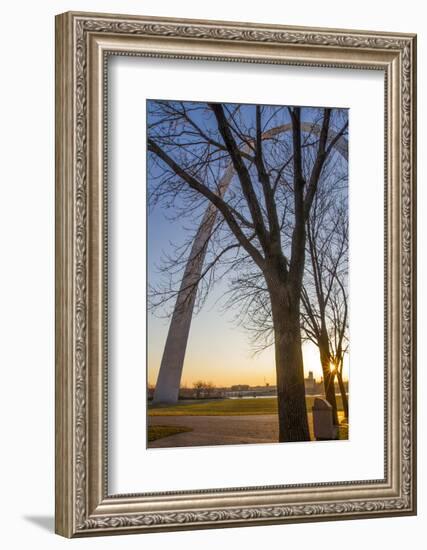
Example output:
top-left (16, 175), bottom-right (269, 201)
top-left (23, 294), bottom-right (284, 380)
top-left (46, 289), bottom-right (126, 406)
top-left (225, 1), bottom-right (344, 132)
top-left (301, 172), bottom-right (349, 424)
top-left (147, 100), bottom-right (348, 442)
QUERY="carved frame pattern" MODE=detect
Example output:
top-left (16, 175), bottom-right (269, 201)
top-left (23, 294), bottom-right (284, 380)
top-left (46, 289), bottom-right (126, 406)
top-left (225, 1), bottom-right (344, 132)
top-left (55, 11), bottom-right (416, 537)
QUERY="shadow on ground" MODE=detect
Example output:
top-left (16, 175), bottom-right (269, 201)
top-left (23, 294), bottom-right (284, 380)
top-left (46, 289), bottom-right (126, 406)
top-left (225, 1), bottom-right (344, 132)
top-left (23, 515), bottom-right (54, 533)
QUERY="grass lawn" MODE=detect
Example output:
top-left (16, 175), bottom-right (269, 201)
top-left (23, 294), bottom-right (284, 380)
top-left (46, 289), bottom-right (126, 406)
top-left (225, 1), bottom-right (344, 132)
top-left (147, 425), bottom-right (193, 442)
top-left (148, 396), bottom-right (345, 416)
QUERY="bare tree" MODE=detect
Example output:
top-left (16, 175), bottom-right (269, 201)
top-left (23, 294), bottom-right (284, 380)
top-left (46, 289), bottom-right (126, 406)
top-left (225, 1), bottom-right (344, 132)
top-left (192, 380), bottom-right (204, 399)
top-left (148, 100), bottom-right (348, 442)
top-left (192, 380), bottom-right (215, 399)
top-left (223, 136), bottom-right (349, 423)
top-left (328, 273), bottom-right (349, 419)
top-left (300, 171), bottom-right (349, 424)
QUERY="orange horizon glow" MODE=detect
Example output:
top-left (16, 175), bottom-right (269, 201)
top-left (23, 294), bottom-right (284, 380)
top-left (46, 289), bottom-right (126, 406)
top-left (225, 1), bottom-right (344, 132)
top-left (147, 276), bottom-right (349, 391)
top-left (147, 341), bottom-right (349, 388)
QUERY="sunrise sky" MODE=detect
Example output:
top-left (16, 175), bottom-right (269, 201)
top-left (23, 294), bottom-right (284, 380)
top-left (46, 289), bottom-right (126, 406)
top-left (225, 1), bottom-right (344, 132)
top-left (146, 100), bottom-right (349, 389)
top-left (147, 304), bottom-right (349, 388)
top-left (147, 198), bottom-right (349, 388)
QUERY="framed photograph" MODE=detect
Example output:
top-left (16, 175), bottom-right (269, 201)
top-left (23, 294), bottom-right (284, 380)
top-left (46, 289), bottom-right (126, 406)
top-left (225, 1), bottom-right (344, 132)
top-left (55, 11), bottom-right (417, 537)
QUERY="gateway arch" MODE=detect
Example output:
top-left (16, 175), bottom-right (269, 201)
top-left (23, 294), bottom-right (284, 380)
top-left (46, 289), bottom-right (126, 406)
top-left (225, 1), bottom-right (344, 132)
top-left (152, 122), bottom-right (348, 404)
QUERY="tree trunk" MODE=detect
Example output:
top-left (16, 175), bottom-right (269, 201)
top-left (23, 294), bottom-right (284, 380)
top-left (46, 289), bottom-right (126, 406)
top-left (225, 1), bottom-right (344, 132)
top-left (336, 370), bottom-right (349, 419)
top-left (270, 283), bottom-right (310, 442)
top-left (318, 336), bottom-right (339, 426)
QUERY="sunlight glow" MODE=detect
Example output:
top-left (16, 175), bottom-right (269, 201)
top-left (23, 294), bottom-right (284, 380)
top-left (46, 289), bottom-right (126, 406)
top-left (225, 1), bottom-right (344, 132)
top-left (147, 336), bottom-right (349, 388)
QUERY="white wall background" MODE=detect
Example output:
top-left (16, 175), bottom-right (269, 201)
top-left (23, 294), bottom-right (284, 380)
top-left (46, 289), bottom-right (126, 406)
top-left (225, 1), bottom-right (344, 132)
top-left (0, 1), bottom-right (423, 548)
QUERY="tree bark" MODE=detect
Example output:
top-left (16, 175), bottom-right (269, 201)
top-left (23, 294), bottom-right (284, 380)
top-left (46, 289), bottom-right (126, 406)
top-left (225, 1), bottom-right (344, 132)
top-left (269, 281), bottom-right (310, 442)
top-left (318, 337), bottom-right (339, 426)
top-left (336, 370), bottom-right (349, 419)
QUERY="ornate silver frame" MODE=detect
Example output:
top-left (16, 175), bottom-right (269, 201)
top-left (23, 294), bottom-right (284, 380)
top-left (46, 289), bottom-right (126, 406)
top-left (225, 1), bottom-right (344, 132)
top-left (55, 11), bottom-right (417, 537)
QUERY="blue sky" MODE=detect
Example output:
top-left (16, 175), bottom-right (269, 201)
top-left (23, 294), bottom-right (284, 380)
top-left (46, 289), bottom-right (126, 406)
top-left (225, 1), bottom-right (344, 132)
top-left (147, 100), bottom-right (348, 387)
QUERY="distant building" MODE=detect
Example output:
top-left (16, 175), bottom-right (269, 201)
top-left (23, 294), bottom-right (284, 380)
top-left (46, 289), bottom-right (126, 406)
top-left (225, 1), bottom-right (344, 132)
top-left (304, 371), bottom-right (324, 395)
top-left (304, 371), bottom-right (349, 396)
top-left (147, 376), bottom-right (347, 401)
top-left (225, 384), bottom-right (276, 398)
top-left (305, 371), bottom-right (315, 393)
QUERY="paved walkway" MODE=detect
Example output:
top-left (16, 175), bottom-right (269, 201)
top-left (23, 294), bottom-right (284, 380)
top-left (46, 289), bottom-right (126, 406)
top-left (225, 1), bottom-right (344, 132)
top-left (148, 412), bottom-right (347, 448)
top-left (148, 414), bottom-right (280, 448)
